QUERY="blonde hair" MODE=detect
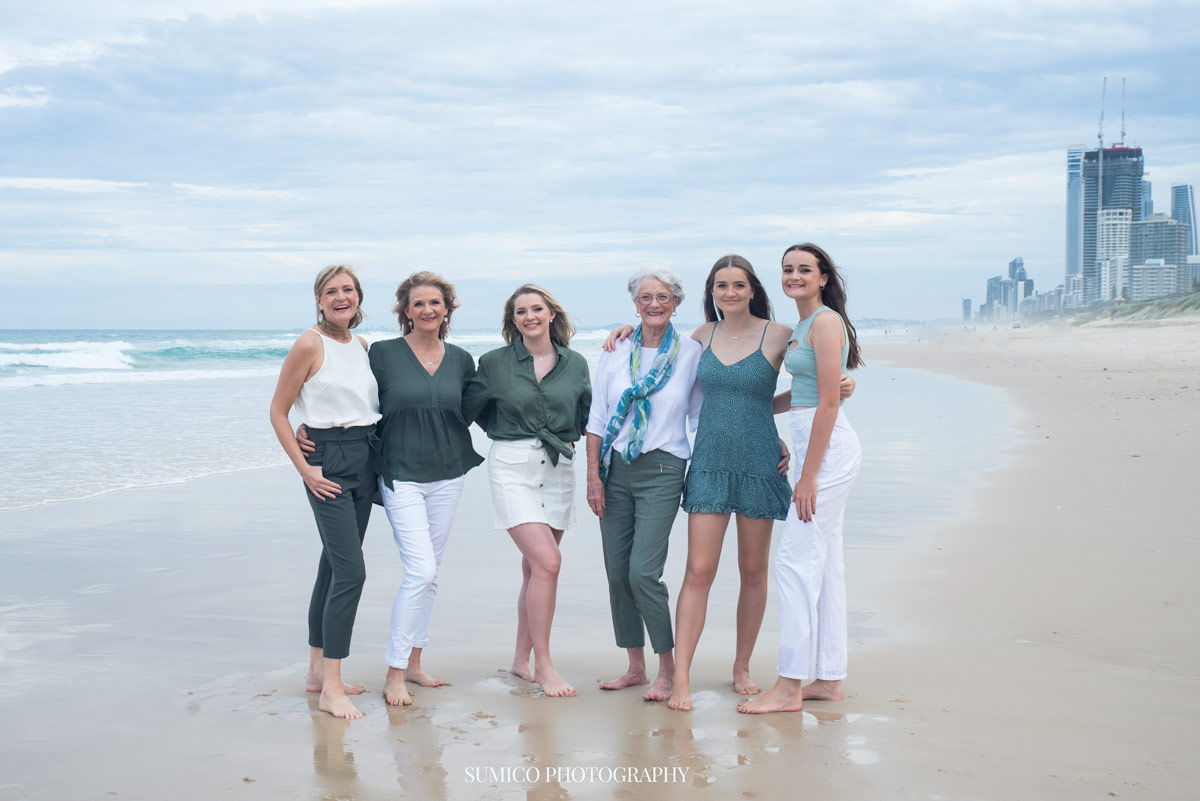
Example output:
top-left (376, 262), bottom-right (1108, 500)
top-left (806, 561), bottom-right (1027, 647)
top-left (392, 271), bottom-right (460, 340)
top-left (501, 284), bottom-right (575, 347)
top-left (313, 264), bottom-right (364, 332)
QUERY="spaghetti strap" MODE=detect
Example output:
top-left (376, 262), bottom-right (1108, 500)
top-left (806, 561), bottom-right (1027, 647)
top-left (757, 321), bottom-right (769, 348)
top-left (707, 322), bottom-right (718, 347)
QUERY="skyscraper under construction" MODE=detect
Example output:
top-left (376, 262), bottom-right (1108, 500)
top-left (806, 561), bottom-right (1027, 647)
top-left (1079, 146), bottom-right (1144, 304)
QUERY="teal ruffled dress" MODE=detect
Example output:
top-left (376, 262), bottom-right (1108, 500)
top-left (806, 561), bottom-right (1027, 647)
top-left (681, 325), bottom-right (791, 520)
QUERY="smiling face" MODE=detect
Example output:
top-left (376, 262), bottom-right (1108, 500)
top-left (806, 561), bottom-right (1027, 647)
top-left (512, 292), bottom-right (555, 343)
top-left (404, 284), bottom-right (447, 335)
top-left (316, 270), bottom-right (361, 328)
top-left (781, 248), bottom-right (826, 303)
top-left (634, 277), bottom-right (677, 330)
top-left (711, 266), bottom-right (753, 315)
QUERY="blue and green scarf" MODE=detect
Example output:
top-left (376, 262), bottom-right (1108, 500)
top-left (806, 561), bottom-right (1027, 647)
top-left (598, 323), bottom-right (681, 481)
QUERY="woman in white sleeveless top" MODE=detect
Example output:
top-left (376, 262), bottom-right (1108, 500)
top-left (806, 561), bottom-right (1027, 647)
top-left (269, 264), bottom-right (381, 720)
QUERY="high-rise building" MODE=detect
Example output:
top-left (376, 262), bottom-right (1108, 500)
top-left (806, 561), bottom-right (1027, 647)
top-left (1187, 255), bottom-right (1200, 294)
top-left (1066, 147), bottom-right (1084, 279)
top-left (1001, 278), bottom-right (1017, 316)
top-left (1009, 257), bottom-right (1026, 281)
top-left (1171, 184), bottom-right (1197, 256)
top-left (962, 299), bottom-right (972, 322)
top-left (1097, 209), bottom-right (1132, 300)
top-left (1081, 146), bottom-right (1144, 304)
top-left (1141, 181), bottom-right (1154, 218)
top-left (1129, 260), bottom-right (1178, 302)
top-left (1131, 214), bottom-right (1190, 294)
top-left (986, 275), bottom-right (1003, 307)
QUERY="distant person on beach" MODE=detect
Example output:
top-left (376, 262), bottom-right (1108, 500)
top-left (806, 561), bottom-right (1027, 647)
top-left (297, 271), bottom-right (482, 708)
top-left (602, 256), bottom-right (854, 711)
top-left (585, 268), bottom-right (702, 702)
top-left (462, 285), bottom-right (591, 698)
top-left (739, 243), bottom-right (862, 715)
top-left (269, 264), bottom-right (381, 720)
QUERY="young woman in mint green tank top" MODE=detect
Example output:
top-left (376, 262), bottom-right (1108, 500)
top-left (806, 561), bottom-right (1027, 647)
top-left (739, 243), bottom-right (863, 715)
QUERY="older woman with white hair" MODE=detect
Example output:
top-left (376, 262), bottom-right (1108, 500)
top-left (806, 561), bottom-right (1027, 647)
top-left (585, 268), bottom-right (702, 702)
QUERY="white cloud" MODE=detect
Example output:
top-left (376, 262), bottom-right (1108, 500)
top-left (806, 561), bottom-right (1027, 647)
top-left (0, 177), bottom-right (146, 193)
top-left (0, 0), bottom-right (1197, 323)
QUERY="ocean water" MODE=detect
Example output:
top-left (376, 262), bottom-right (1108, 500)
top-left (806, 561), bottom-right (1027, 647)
top-left (0, 327), bottom-right (1010, 516)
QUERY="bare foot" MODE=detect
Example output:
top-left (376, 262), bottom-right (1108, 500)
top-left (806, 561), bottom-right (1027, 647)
top-left (535, 669), bottom-right (576, 698)
top-left (510, 662), bottom-right (535, 683)
top-left (319, 691), bottom-right (364, 719)
top-left (642, 673), bottom-right (673, 702)
top-left (667, 684), bottom-right (692, 711)
top-left (383, 668), bottom-right (412, 706)
top-left (733, 667), bottom-right (760, 695)
top-left (405, 667), bottom-right (446, 687)
top-left (599, 668), bottom-right (648, 691)
top-left (737, 682), bottom-right (804, 714)
top-left (307, 674), bottom-right (365, 695)
top-left (802, 679), bottom-right (844, 701)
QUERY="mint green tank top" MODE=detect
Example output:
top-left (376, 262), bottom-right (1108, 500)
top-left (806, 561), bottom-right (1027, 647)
top-left (784, 306), bottom-right (848, 407)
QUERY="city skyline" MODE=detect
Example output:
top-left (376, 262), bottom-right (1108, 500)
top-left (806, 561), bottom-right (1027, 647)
top-left (3, 2), bottom-right (1199, 329)
top-left (966, 119), bottom-right (1197, 322)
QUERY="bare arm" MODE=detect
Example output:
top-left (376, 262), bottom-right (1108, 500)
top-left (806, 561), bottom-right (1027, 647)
top-left (269, 332), bottom-right (342, 500)
top-left (602, 325), bottom-right (635, 352)
top-left (585, 432), bottom-right (605, 519)
top-left (792, 314), bottom-right (844, 522)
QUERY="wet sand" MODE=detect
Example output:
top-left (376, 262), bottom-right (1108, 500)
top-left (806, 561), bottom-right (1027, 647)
top-left (2, 319), bottom-right (1197, 799)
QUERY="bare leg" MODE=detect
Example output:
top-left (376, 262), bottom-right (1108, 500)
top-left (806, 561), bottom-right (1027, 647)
top-left (733, 515), bottom-right (773, 694)
top-left (668, 513), bottom-right (729, 711)
top-left (509, 555), bottom-right (535, 682)
top-left (600, 647), bottom-right (648, 690)
top-left (802, 679), bottom-right (844, 700)
top-left (405, 647), bottom-right (445, 687)
top-left (643, 650), bottom-right (675, 702)
top-left (307, 646), bottom-right (365, 695)
top-left (737, 676), bottom-right (804, 714)
top-left (318, 658), bottom-right (364, 719)
top-left (382, 666), bottom-right (412, 706)
top-left (508, 524), bottom-right (575, 697)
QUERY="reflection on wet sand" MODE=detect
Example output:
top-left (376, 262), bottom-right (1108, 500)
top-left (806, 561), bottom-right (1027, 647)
top-left (310, 696), bottom-right (358, 796)
top-left (388, 704), bottom-right (449, 800)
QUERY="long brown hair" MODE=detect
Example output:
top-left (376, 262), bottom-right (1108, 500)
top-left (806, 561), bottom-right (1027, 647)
top-left (313, 264), bottom-right (364, 333)
top-left (392, 271), bottom-right (460, 340)
top-left (702, 254), bottom-right (773, 322)
top-left (501, 284), bottom-right (575, 347)
top-left (783, 243), bottom-right (862, 369)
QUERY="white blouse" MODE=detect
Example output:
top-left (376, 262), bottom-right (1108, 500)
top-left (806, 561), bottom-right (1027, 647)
top-left (586, 336), bottom-right (703, 461)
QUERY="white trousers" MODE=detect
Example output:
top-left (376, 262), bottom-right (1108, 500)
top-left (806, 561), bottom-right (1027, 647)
top-left (777, 407), bottom-right (861, 680)
top-left (379, 475), bottom-right (466, 669)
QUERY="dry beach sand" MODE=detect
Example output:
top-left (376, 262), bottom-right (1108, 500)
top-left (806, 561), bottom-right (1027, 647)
top-left (1, 319), bottom-right (1197, 800)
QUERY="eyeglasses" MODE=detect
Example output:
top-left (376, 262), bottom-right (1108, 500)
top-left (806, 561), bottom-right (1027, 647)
top-left (636, 293), bottom-right (674, 306)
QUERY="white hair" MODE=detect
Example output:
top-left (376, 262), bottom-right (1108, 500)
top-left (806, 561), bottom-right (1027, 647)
top-left (627, 267), bottom-right (685, 304)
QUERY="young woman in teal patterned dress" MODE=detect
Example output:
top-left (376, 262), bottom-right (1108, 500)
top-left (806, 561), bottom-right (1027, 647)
top-left (667, 254), bottom-right (796, 711)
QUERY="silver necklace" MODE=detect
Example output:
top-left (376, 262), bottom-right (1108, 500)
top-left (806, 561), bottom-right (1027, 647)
top-left (410, 339), bottom-right (442, 368)
top-left (722, 321), bottom-right (754, 340)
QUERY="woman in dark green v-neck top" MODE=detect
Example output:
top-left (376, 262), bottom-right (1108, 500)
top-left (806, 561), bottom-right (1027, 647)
top-left (368, 272), bottom-right (482, 708)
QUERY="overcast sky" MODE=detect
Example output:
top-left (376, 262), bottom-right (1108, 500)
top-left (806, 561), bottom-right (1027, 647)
top-left (2, 0), bottom-right (1197, 329)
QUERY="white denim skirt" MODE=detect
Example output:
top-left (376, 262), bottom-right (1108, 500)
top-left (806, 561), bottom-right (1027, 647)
top-left (487, 438), bottom-right (577, 531)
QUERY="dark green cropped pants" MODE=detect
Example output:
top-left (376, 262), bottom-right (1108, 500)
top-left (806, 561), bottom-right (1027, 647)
top-left (600, 449), bottom-right (685, 653)
top-left (304, 425), bottom-right (378, 660)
